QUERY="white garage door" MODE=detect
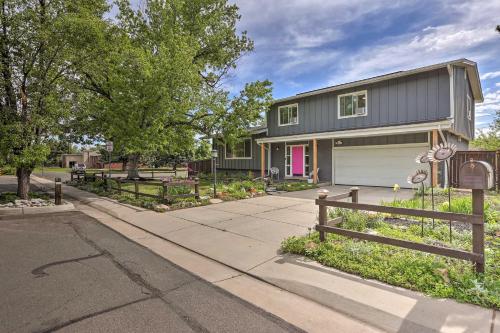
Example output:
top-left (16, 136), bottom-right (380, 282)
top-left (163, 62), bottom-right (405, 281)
top-left (334, 144), bottom-right (429, 187)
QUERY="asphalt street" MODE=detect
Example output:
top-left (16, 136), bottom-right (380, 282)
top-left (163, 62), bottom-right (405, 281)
top-left (0, 211), bottom-right (303, 333)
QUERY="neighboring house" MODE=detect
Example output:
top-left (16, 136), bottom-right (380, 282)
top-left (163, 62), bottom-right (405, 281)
top-left (61, 150), bottom-right (101, 168)
top-left (214, 59), bottom-right (483, 187)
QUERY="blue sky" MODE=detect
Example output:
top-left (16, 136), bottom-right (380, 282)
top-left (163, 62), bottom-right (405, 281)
top-left (225, 0), bottom-right (500, 129)
top-left (123, 0), bottom-right (499, 129)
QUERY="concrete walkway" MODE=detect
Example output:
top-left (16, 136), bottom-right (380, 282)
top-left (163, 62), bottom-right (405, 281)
top-left (31, 175), bottom-right (498, 333)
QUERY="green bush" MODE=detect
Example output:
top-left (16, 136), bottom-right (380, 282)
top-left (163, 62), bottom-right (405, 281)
top-left (0, 165), bottom-right (15, 175)
top-left (275, 182), bottom-right (317, 192)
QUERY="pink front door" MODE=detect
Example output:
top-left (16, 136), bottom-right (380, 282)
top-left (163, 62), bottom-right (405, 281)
top-left (291, 146), bottom-right (304, 176)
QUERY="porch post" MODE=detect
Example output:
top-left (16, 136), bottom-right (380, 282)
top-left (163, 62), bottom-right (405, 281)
top-left (261, 143), bottom-right (265, 178)
top-left (313, 138), bottom-right (318, 184)
top-left (432, 129), bottom-right (438, 187)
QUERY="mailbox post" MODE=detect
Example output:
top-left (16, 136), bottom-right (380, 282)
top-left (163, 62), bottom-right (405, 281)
top-left (458, 159), bottom-right (493, 273)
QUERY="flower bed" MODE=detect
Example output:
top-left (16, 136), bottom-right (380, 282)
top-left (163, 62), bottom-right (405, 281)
top-left (274, 181), bottom-right (317, 192)
top-left (68, 177), bottom-right (267, 211)
top-left (282, 192), bottom-right (500, 309)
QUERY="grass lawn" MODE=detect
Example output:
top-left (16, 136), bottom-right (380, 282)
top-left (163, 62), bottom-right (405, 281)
top-left (33, 167), bottom-right (71, 173)
top-left (282, 189), bottom-right (500, 309)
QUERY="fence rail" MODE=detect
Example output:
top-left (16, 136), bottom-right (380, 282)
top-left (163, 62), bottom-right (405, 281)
top-left (79, 172), bottom-right (200, 203)
top-left (316, 187), bottom-right (485, 273)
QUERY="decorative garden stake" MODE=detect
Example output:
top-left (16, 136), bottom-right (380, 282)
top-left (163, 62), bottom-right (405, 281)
top-left (416, 152), bottom-right (435, 228)
top-left (428, 143), bottom-right (457, 242)
top-left (393, 183), bottom-right (400, 203)
top-left (407, 169), bottom-right (428, 237)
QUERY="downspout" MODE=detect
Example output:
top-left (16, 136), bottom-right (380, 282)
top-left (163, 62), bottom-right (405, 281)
top-left (437, 125), bottom-right (449, 188)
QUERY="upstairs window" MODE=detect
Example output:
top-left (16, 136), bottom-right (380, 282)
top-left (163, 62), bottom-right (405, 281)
top-left (467, 95), bottom-right (472, 120)
top-left (225, 139), bottom-right (252, 159)
top-left (278, 104), bottom-right (299, 126)
top-left (338, 91), bottom-right (367, 118)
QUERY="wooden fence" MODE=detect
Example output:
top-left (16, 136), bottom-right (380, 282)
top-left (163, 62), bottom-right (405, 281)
top-left (82, 172), bottom-right (199, 203)
top-left (316, 188), bottom-right (485, 273)
top-left (71, 169), bottom-right (177, 181)
top-left (450, 150), bottom-right (499, 191)
top-left (188, 159), bottom-right (212, 175)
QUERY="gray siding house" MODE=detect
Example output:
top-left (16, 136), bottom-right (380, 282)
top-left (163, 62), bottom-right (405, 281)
top-left (215, 59), bottom-right (483, 187)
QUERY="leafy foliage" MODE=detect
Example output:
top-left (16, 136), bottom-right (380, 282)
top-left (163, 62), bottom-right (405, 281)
top-left (471, 110), bottom-right (499, 150)
top-left (0, 0), bottom-right (109, 197)
top-left (77, 0), bottom-right (273, 176)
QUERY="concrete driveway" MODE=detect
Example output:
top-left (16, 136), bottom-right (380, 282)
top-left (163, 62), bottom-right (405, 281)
top-left (276, 184), bottom-right (414, 203)
top-left (114, 186), bottom-right (414, 272)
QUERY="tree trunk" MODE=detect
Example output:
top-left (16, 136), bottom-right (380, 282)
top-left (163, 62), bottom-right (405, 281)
top-left (16, 167), bottom-right (31, 199)
top-left (127, 154), bottom-right (140, 179)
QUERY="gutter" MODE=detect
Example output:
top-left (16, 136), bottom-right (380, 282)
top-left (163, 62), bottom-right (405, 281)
top-left (256, 120), bottom-right (453, 144)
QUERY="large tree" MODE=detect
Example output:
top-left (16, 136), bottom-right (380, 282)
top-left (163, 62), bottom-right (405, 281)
top-left (0, 0), bottom-right (108, 198)
top-left (79, 0), bottom-right (272, 178)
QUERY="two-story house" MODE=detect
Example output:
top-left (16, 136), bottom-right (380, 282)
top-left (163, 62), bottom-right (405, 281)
top-left (214, 59), bottom-right (483, 187)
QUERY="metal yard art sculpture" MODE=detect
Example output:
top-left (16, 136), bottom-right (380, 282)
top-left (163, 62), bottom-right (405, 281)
top-left (428, 143), bottom-right (457, 242)
top-left (415, 152), bottom-right (435, 228)
top-left (411, 141), bottom-right (457, 241)
top-left (407, 169), bottom-right (428, 236)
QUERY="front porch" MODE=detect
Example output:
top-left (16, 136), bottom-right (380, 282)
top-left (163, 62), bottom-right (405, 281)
top-left (258, 127), bottom-right (444, 188)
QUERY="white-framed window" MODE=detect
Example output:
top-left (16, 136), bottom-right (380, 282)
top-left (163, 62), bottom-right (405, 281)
top-left (338, 90), bottom-right (367, 119)
top-left (278, 103), bottom-right (299, 126)
top-left (466, 95), bottom-right (472, 121)
top-left (225, 139), bottom-right (252, 159)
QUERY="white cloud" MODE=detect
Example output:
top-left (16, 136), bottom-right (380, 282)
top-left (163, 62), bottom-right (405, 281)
top-left (475, 88), bottom-right (500, 128)
top-left (231, 0), bottom-right (416, 84)
top-left (496, 82), bottom-right (500, 87)
top-left (326, 0), bottom-right (500, 84)
top-left (481, 71), bottom-right (500, 80)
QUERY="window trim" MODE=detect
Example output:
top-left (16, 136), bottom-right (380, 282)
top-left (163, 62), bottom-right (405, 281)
top-left (466, 94), bottom-right (472, 121)
top-left (337, 90), bottom-right (368, 119)
top-left (224, 138), bottom-right (253, 160)
top-left (278, 103), bottom-right (299, 127)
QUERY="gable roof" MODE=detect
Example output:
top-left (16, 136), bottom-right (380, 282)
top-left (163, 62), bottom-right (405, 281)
top-left (273, 59), bottom-right (484, 104)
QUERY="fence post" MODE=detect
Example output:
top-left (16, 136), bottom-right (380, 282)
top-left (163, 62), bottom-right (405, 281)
top-left (317, 189), bottom-right (329, 242)
top-left (134, 181), bottom-right (139, 199)
top-left (117, 178), bottom-right (122, 194)
top-left (194, 178), bottom-right (200, 199)
top-left (71, 172), bottom-right (74, 182)
top-left (472, 189), bottom-right (485, 273)
top-left (350, 187), bottom-right (359, 204)
top-left (162, 181), bottom-right (168, 203)
top-left (101, 171), bottom-right (104, 180)
top-left (55, 177), bottom-right (62, 205)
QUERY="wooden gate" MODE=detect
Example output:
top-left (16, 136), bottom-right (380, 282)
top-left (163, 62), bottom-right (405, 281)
top-left (450, 150), bottom-right (499, 191)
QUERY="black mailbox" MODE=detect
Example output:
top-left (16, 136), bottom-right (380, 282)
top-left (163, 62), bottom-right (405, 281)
top-left (458, 160), bottom-right (494, 190)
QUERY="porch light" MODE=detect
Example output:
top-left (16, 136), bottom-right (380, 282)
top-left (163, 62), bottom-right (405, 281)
top-left (211, 149), bottom-right (218, 158)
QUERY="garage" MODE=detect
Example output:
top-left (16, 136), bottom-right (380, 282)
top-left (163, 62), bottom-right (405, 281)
top-left (333, 143), bottom-right (429, 187)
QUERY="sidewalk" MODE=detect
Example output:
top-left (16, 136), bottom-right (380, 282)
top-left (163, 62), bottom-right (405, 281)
top-left (32, 175), bottom-right (498, 333)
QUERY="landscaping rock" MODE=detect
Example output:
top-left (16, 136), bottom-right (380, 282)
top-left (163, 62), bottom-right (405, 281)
top-left (0, 197), bottom-right (54, 208)
top-left (209, 198), bottom-right (223, 204)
